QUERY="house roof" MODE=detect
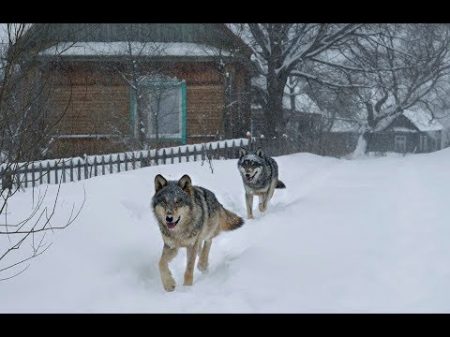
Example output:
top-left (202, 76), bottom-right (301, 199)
top-left (403, 109), bottom-right (443, 132)
top-left (40, 42), bottom-right (231, 58)
top-left (16, 24), bottom-right (252, 60)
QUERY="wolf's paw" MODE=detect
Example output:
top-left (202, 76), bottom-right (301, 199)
top-left (162, 277), bottom-right (176, 292)
top-left (197, 262), bottom-right (209, 273)
top-left (259, 203), bottom-right (267, 212)
top-left (183, 274), bottom-right (193, 286)
top-left (247, 214), bottom-right (254, 219)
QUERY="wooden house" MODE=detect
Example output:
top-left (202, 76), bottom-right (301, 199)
top-left (366, 110), bottom-right (443, 154)
top-left (17, 24), bottom-right (252, 158)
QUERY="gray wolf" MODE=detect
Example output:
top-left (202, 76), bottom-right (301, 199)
top-left (237, 148), bottom-right (286, 219)
top-left (151, 174), bottom-right (244, 292)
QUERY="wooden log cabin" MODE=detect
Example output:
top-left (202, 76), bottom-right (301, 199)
top-left (18, 24), bottom-right (252, 158)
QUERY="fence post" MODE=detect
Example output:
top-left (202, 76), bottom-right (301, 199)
top-left (23, 165), bottom-right (28, 187)
top-left (139, 152), bottom-right (144, 169)
top-left (224, 142), bottom-right (229, 159)
top-left (31, 163), bottom-right (35, 188)
top-left (101, 155), bottom-right (106, 175)
top-left (123, 152), bottom-right (128, 171)
top-left (208, 143), bottom-right (213, 161)
top-left (117, 154), bottom-right (121, 173)
top-left (46, 162), bottom-right (51, 184)
top-left (94, 156), bottom-right (98, 177)
top-left (178, 147), bottom-right (182, 163)
top-left (39, 163), bottom-right (43, 185)
top-left (62, 160), bottom-right (66, 183)
top-left (109, 154), bottom-right (113, 174)
top-left (132, 152), bottom-right (136, 170)
top-left (84, 157), bottom-right (89, 179)
top-left (70, 160), bottom-right (74, 182)
top-left (146, 149), bottom-right (152, 167)
top-left (154, 149), bottom-right (159, 166)
top-left (77, 158), bottom-right (82, 181)
top-left (171, 148), bottom-right (174, 164)
top-left (193, 145), bottom-right (197, 162)
top-left (186, 146), bottom-right (190, 162)
top-left (124, 153), bottom-right (128, 171)
top-left (55, 161), bottom-right (59, 184)
top-left (162, 149), bottom-right (166, 165)
top-left (230, 140), bottom-right (235, 159)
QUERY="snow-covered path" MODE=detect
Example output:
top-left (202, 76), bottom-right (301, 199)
top-left (2, 150), bottom-right (450, 312)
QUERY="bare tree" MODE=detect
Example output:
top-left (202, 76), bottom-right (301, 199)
top-left (0, 24), bottom-right (84, 280)
top-left (332, 24), bottom-right (450, 153)
top-left (232, 23), bottom-right (361, 138)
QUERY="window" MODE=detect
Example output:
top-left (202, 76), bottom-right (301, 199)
top-left (394, 135), bottom-right (407, 153)
top-left (419, 134), bottom-right (428, 152)
top-left (130, 77), bottom-right (187, 144)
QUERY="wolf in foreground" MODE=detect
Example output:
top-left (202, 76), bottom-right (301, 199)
top-left (238, 148), bottom-right (286, 219)
top-left (152, 174), bottom-right (244, 292)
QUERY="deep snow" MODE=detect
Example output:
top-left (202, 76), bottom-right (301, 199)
top-left (2, 149), bottom-right (450, 313)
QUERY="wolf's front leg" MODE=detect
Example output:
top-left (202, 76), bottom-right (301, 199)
top-left (258, 194), bottom-right (267, 212)
top-left (260, 182), bottom-right (276, 212)
top-left (245, 192), bottom-right (254, 219)
top-left (197, 239), bottom-right (212, 272)
top-left (159, 244), bottom-right (179, 292)
top-left (184, 245), bottom-right (198, 286)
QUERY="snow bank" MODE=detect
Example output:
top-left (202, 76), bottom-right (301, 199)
top-left (2, 149), bottom-right (450, 312)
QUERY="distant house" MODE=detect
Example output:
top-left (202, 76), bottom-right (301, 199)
top-left (17, 24), bottom-right (252, 158)
top-left (320, 119), bottom-right (361, 157)
top-left (366, 110), bottom-right (443, 154)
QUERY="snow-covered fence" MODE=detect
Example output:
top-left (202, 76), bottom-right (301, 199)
top-left (247, 136), bottom-right (301, 157)
top-left (0, 138), bottom-right (249, 189)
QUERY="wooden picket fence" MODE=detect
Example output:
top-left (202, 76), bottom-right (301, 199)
top-left (0, 138), bottom-right (250, 189)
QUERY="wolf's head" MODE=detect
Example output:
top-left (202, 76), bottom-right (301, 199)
top-left (151, 174), bottom-right (194, 232)
top-left (237, 148), bottom-right (265, 184)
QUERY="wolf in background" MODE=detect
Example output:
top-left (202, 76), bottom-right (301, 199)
top-left (238, 148), bottom-right (286, 219)
top-left (151, 174), bottom-right (244, 292)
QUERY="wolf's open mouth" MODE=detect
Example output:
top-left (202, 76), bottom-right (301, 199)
top-left (166, 216), bottom-right (180, 229)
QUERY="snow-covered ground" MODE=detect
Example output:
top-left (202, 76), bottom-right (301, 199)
top-left (2, 149), bottom-right (450, 313)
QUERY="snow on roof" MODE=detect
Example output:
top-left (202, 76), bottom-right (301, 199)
top-left (40, 42), bottom-right (231, 58)
top-left (435, 114), bottom-right (450, 129)
top-left (403, 109), bottom-right (443, 132)
top-left (391, 127), bottom-right (416, 133)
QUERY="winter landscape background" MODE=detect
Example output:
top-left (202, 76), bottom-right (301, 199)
top-left (2, 23), bottom-right (450, 313)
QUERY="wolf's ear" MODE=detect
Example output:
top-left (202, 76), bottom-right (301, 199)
top-left (154, 174), bottom-right (168, 193)
top-left (239, 147), bottom-right (247, 158)
top-left (178, 174), bottom-right (192, 194)
top-left (256, 148), bottom-right (264, 157)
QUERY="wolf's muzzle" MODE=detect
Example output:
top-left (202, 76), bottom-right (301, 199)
top-left (166, 216), bottom-right (180, 229)
top-left (246, 171), bottom-right (257, 181)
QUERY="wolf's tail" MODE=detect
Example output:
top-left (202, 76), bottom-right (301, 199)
top-left (220, 208), bottom-right (244, 231)
top-left (276, 180), bottom-right (286, 189)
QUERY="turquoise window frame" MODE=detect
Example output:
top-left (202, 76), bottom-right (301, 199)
top-left (129, 78), bottom-right (187, 145)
